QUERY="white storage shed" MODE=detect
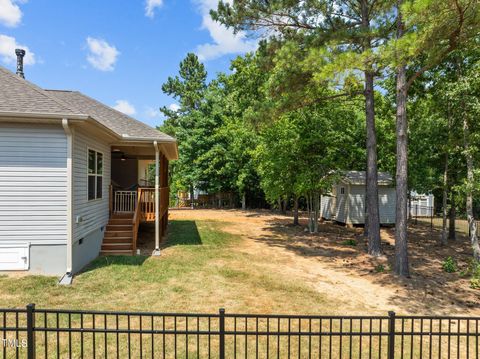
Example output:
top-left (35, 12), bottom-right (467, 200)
top-left (321, 171), bottom-right (396, 225)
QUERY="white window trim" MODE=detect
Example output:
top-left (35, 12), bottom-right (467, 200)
top-left (87, 147), bottom-right (104, 202)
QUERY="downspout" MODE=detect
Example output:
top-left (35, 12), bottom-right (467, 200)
top-left (60, 119), bottom-right (74, 285)
top-left (153, 141), bottom-right (161, 256)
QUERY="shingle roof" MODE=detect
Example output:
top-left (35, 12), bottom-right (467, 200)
top-left (343, 171), bottom-right (393, 186)
top-left (0, 66), bottom-right (77, 115)
top-left (0, 65), bottom-right (174, 143)
top-left (46, 90), bottom-right (175, 142)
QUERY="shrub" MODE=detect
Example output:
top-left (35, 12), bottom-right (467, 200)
top-left (342, 239), bottom-right (357, 246)
top-left (462, 260), bottom-right (480, 289)
top-left (375, 264), bottom-right (385, 273)
top-left (471, 278), bottom-right (480, 289)
top-left (442, 257), bottom-right (457, 273)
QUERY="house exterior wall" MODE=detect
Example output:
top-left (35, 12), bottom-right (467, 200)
top-left (409, 193), bottom-right (434, 217)
top-left (72, 127), bottom-right (111, 272)
top-left (0, 122), bottom-right (68, 274)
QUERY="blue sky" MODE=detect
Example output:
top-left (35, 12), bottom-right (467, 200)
top-left (0, 0), bottom-right (257, 127)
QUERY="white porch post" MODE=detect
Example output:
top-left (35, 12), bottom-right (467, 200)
top-left (60, 119), bottom-right (74, 285)
top-left (153, 141), bottom-right (161, 256)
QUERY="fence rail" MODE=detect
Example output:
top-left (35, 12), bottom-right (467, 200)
top-left (1, 305), bottom-right (479, 358)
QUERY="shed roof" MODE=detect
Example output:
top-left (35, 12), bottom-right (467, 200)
top-left (342, 171), bottom-right (393, 186)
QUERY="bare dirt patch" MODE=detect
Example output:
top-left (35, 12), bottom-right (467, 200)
top-left (170, 209), bottom-right (480, 316)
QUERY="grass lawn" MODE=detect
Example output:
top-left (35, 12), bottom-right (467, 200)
top-left (1, 210), bottom-right (478, 358)
top-left (0, 219), bottom-right (331, 314)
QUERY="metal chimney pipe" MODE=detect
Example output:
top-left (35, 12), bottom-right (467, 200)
top-left (15, 48), bottom-right (26, 79)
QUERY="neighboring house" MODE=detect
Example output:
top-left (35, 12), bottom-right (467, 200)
top-left (409, 191), bottom-right (435, 217)
top-left (321, 171), bottom-right (396, 225)
top-left (0, 53), bottom-right (177, 280)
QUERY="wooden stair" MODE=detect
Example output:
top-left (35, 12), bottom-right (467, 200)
top-left (100, 213), bottom-right (134, 255)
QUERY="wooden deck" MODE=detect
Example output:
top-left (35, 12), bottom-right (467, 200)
top-left (101, 187), bottom-right (169, 255)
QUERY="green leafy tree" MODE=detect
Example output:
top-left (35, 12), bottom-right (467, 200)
top-left (385, 0), bottom-right (480, 276)
top-left (212, 0), bottom-right (397, 256)
top-left (256, 97), bottom-right (365, 231)
top-left (160, 53), bottom-right (209, 201)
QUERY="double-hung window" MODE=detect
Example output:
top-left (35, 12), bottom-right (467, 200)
top-left (88, 149), bottom-right (103, 200)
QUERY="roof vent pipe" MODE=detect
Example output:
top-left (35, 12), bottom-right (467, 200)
top-left (15, 48), bottom-right (26, 79)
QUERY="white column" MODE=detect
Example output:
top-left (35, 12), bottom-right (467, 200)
top-left (153, 141), bottom-right (160, 255)
top-left (61, 119), bottom-right (74, 284)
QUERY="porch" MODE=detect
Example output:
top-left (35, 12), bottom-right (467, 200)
top-left (101, 143), bottom-right (170, 255)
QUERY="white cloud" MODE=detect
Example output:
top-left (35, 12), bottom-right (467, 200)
top-left (86, 37), bottom-right (119, 71)
top-left (0, 0), bottom-right (23, 27)
top-left (145, 0), bottom-right (163, 18)
top-left (145, 106), bottom-right (161, 118)
top-left (0, 34), bottom-right (35, 66)
top-left (113, 100), bottom-right (136, 116)
top-left (169, 103), bottom-right (180, 112)
top-left (194, 0), bottom-right (257, 61)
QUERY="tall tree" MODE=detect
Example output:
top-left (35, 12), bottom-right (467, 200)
top-left (387, 0), bottom-right (480, 276)
top-left (160, 53), bottom-right (209, 201)
top-left (212, 0), bottom-right (395, 256)
top-left (440, 51), bottom-right (480, 260)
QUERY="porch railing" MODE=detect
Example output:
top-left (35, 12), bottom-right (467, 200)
top-left (114, 190), bottom-right (137, 213)
top-left (139, 188), bottom-right (155, 221)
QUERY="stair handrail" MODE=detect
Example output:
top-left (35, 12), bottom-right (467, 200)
top-left (132, 188), bottom-right (143, 255)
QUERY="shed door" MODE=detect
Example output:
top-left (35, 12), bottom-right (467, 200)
top-left (0, 243), bottom-right (29, 270)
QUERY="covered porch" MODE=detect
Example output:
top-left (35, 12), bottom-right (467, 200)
top-left (102, 141), bottom-right (172, 255)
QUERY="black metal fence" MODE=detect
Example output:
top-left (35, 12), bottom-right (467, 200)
top-left (1, 305), bottom-right (479, 358)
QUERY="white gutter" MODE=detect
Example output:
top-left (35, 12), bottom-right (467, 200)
top-left (120, 134), bottom-right (177, 143)
top-left (60, 119), bottom-right (74, 284)
top-left (153, 141), bottom-right (161, 256)
top-left (0, 111), bottom-right (89, 120)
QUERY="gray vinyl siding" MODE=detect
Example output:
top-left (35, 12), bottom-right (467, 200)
top-left (320, 195), bottom-right (332, 220)
top-left (0, 123), bottom-right (67, 244)
top-left (72, 128), bottom-right (111, 243)
top-left (347, 185), bottom-right (396, 224)
top-left (348, 185), bottom-right (365, 224)
top-left (378, 187), bottom-right (396, 224)
top-left (335, 184), bottom-right (347, 223)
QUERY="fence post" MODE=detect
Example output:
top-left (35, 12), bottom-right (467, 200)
top-left (26, 303), bottom-right (35, 359)
top-left (219, 308), bottom-right (225, 359)
top-left (388, 311), bottom-right (396, 359)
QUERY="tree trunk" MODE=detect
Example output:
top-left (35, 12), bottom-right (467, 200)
top-left (281, 198), bottom-right (287, 215)
top-left (241, 192), bottom-right (246, 210)
top-left (293, 195), bottom-right (299, 226)
top-left (190, 184), bottom-right (195, 209)
top-left (394, 2), bottom-right (410, 277)
top-left (448, 194), bottom-right (457, 241)
top-left (314, 193), bottom-right (319, 233)
top-left (307, 194), bottom-right (313, 233)
top-left (463, 115), bottom-right (480, 261)
top-left (360, 0), bottom-right (381, 256)
top-left (441, 152), bottom-right (449, 245)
